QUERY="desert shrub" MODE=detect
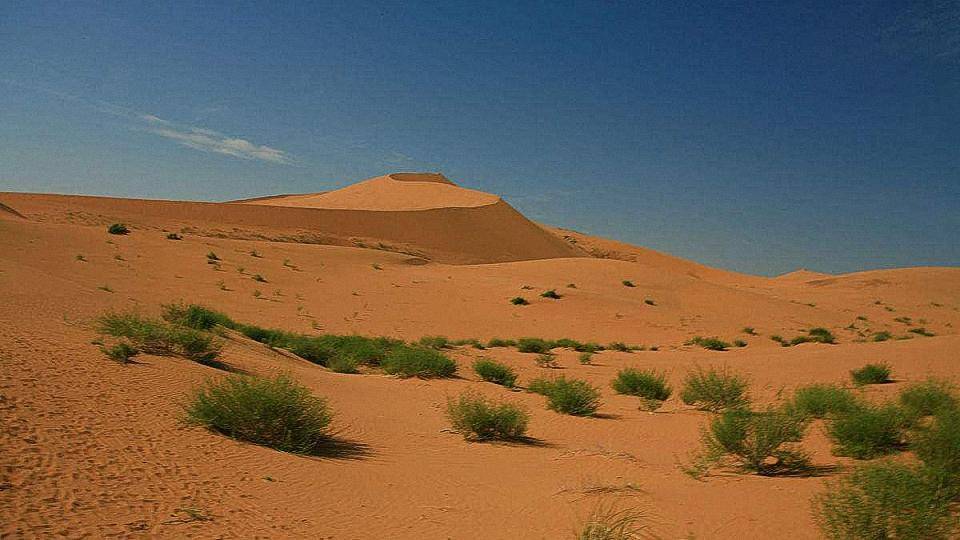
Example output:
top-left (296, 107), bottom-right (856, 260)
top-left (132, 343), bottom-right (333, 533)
top-left (452, 338), bottom-right (486, 349)
top-left (695, 408), bottom-right (810, 476)
top-left (551, 338), bottom-right (583, 350)
top-left (680, 366), bottom-right (749, 412)
top-left (913, 407), bottom-right (960, 497)
top-left (107, 223), bottom-right (129, 235)
top-left (162, 303), bottom-right (237, 330)
top-left (252, 274), bottom-right (267, 283)
top-left (579, 352), bottom-right (594, 365)
top-left (899, 379), bottom-right (957, 420)
top-left (686, 336), bottom-right (731, 351)
top-left (786, 384), bottom-right (861, 419)
top-left (807, 327), bottom-right (836, 344)
top-left (517, 337), bottom-right (553, 354)
top-left (166, 232), bottom-right (182, 240)
top-left (446, 392), bottom-right (529, 441)
top-left (318, 335), bottom-right (401, 366)
top-left (576, 505), bottom-right (649, 540)
top-left (473, 358), bottom-right (518, 388)
top-left (644, 298), bottom-right (656, 306)
top-left (239, 326), bottom-right (399, 367)
top-left (510, 296), bottom-right (529, 305)
top-left (102, 342), bottom-right (139, 363)
top-left (908, 327), bottom-right (935, 337)
top-left (828, 403), bottom-right (906, 459)
top-left (742, 327), bottom-right (757, 335)
top-left (851, 363), bottom-right (892, 385)
top-left (608, 341), bottom-right (631, 352)
top-left (611, 368), bottom-right (671, 403)
top-left (185, 373), bottom-right (333, 454)
top-left (486, 338), bottom-right (517, 348)
top-left (813, 461), bottom-right (955, 540)
top-left (96, 312), bottom-right (222, 365)
top-left (417, 335), bottom-right (452, 349)
top-left (206, 251), bottom-right (220, 262)
top-left (574, 342), bottom-right (604, 353)
top-left (733, 339), bottom-right (747, 348)
top-left (528, 377), bottom-right (601, 416)
top-left (535, 353), bottom-right (559, 368)
top-left (382, 346), bottom-right (456, 378)
top-left (540, 289), bottom-right (562, 299)
top-left (871, 331), bottom-right (893, 342)
top-left (326, 356), bottom-right (360, 374)
top-left (621, 280), bottom-right (635, 287)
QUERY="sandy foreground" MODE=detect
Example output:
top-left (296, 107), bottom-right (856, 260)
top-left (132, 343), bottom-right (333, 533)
top-left (2, 175), bottom-right (959, 538)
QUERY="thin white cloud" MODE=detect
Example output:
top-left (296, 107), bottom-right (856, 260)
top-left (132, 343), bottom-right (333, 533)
top-left (146, 120), bottom-right (294, 165)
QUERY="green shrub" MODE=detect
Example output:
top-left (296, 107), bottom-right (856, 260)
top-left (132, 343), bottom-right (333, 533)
top-left (813, 461), bottom-right (954, 540)
top-left (807, 327), bottom-right (836, 344)
top-left (107, 223), bottom-right (129, 235)
top-left (446, 393), bottom-right (529, 441)
top-left (551, 338), bottom-right (583, 350)
top-left (102, 342), bottom-right (139, 363)
top-left (871, 331), bottom-right (893, 342)
top-left (574, 342), bottom-right (604, 353)
top-left (579, 352), bottom-right (594, 365)
top-left (576, 506), bottom-right (649, 540)
top-left (417, 335), bottom-right (452, 349)
top-left (680, 366), bottom-right (750, 412)
top-left (486, 338), bottom-right (517, 348)
top-left (452, 338), bottom-right (486, 349)
top-left (742, 327), bottom-right (757, 335)
top-left (828, 403), bottom-right (906, 459)
top-left (96, 312), bottom-right (222, 365)
top-left (540, 289), bottom-right (562, 299)
top-left (473, 358), bottom-right (517, 388)
top-left (185, 373), bottom-right (333, 454)
top-left (252, 274), bottom-right (267, 283)
top-left (161, 303), bottom-right (237, 330)
top-left (851, 363), bottom-right (892, 385)
top-left (686, 336), bottom-right (731, 351)
top-left (644, 298), bottom-right (656, 306)
top-left (517, 337), bottom-right (553, 354)
top-left (913, 407), bottom-right (960, 498)
top-left (695, 408), bottom-right (809, 476)
top-left (528, 377), bottom-right (601, 416)
top-left (787, 384), bottom-right (861, 419)
top-left (166, 232), bottom-right (182, 240)
top-left (327, 356), bottom-right (360, 374)
top-left (899, 379), bottom-right (957, 420)
top-left (621, 280), bottom-right (635, 287)
top-left (382, 346), bottom-right (456, 378)
top-left (611, 368), bottom-right (671, 402)
top-left (534, 353), bottom-right (559, 368)
top-left (510, 296), bottom-right (529, 305)
top-left (908, 327), bottom-right (935, 337)
top-left (733, 339), bottom-right (747, 348)
top-left (206, 251), bottom-right (220, 262)
top-left (608, 342), bottom-right (631, 352)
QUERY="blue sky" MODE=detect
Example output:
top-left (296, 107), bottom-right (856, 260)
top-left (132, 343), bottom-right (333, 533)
top-left (2, 1), bottom-right (958, 276)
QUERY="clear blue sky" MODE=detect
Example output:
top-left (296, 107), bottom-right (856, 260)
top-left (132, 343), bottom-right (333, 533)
top-left (2, 1), bottom-right (958, 276)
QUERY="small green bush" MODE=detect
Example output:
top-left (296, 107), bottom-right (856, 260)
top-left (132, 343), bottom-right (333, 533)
top-left (551, 338), bottom-right (583, 350)
top-left (611, 368), bottom-right (671, 402)
top-left (517, 337), bottom-right (553, 354)
top-left (327, 356), bottom-right (360, 374)
top-left (252, 274), bottom-right (267, 283)
top-left (534, 353), bottom-right (559, 368)
top-left (680, 366), bottom-right (750, 412)
top-left (486, 338), bottom-right (517, 348)
top-left (871, 331), bottom-right (893, 342)
top-left (733, 339), bottom-right (747, 348)
top-left (446, 392), bottom-right (529, 441)
top-left (644, 298), bottom-right (656, 306)
top-left (452, 338), bottom-right (486, 349)
top-left (162, 303), bottom-right (237, 330)
top-left (206, 251), bottom-right (220, 262)
top-left (576, 506), bottom-right (649, 540)
top-left (382, 346), bottom-right (457, 378)
top-left (510, 296), bottom-right (529, 305)
top-left (851, 363), bottom-right (892, 385)
top-left (828, 403), bottom-right (906, 459)
top-left (185, 373), bottom-right (333, 454)
top-left (899, 379), bottom-right (957, 420)
top-left (166, 232), bottom-right (182, 240)
top-left (742, 327), bottom-right (757, 335)
top-left (528, 377), bottom-right (601, 416)
top-left (608, 341), bottom-right (631, 352)
top-left (621, 280), bottom-right (635, 287)
top-left (913, 407), bottom-right (960, 498)
top-left (417, 335), bottom-right (452, 349)
top-left (102, 342), bottom-right (139, 363)
top-left (695, 408), bottom-right (809, 476)
top-left (578, 352), bottom-right (594, 365)
top-left (813, 461), bottom-right (955, 540)
top-left (107, 223), bottom-right (129, 235)
top-left (96, 312), bottom-right (222, 365)
top-left (574, 342), bottom-right (604, 353)
top-left (540, 289), bottom-right (562, 299)
top-left (473, 358), bottom-right (518, 388)
top-left (787, 384), bottom-right (861, 419)
top-left (908, 327), bottom-right (935, 337)
top-left (686, 336), bottom-right (731, 351)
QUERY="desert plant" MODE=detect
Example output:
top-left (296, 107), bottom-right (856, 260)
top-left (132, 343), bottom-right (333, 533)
top-left (529, 377), bottom-right (601, 416)
top-left (185, 373), bottom-right (333, 454)
top-left (417, 335), bottom-right (452, 349)
top-left (446, 392), bottom-right (529, 441)
top-left (510, 296), bottom-right (529, 305)
top-left (827, 403), bottom-right (906, 459)
top-left (695, 408), bottom-right (810, 475)
top-left (551, 338), bottom-right (582, 350)
top-left (249, 250), bottom-right (262, 258)
top-left (540, 289), bottom-right (562, 299)
top-left (733, 339), bottom-right (747, 348)
top-left (680, 366), bottom-right (749, 412)
top-left (326, 355), bottom-right (360, 374)
top-left (851, 363), bottom-right (892, 385)
top-left (608, 342), bottom-right (631, 353)
top-left (382, 346), bottom-right (456, 378)
top-left (517, 337), bottom-right (553, 354)
top-left (161, 303), bottom-right (237, 331)
top-left (899, 379), bottom-right (957, 420)
top-left (742, 327), bottom-right (757, 335)
top-left (871, 331), bottom-right (893, 342)
top-left (786, 384), bottom-right (861, 419)
top-left (486, 338), bottom-right (517, 348)
top-left (621, 280), bottom-right (635, 287)
top-left (535, 353), bottom-right (559, 368)
top-left (452, 338), bottom-right (486, 349)
top-left (75, 254), bottom-right (86, 261)
top-left (96, 312), bottom-right (222, 365)
top-left (578, 352), bottom-right (594, 365)
top-left (107, 223), bottom-right (129, 235)
top-left (252, 274), bottom-right (267, 283)
top-left (206, 251), bottom-right (220, 262)
top-left (473, 358), bottom-right (518, 388)
top-left (611, 368), bottom-right (671, 403)
top-left (686, 336), bottom-right (731, 351)
top-left (576, 505), bottom-right (650, 540)
top-left (813, 461), bottom-right (955, 540)
top-left (574, 342), bottom-right (604, 353)
top-left (101, 342), bottom-right (139, 364)
top-left (908, 327), bottom-right (935, 337)
top-left (643, 298), bottom-right (656, 306)
top-left (166, 232), bottom-right (182, 240)
top-left (913, 407), bottom-right (960, 497)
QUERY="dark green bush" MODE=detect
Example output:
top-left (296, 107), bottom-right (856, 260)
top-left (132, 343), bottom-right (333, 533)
top-left (417, 335), bottom-right (452, 349)
top-left (899, 379), bottom-right (957, 420)
top-left (473, 358), bottom-right (518, 388)
top-left (382, 346), bottom-right (457, 378)
top-left (622, 280), bottom-right (635, 287)
top-left (813, 461), bottom-right (955, 540)
top-left (828, 403), bottom-right (906, 459)
top-left (611, 368), bottom-right (671, 402)
top-left (162, 303), bottom-right (237, 330)
top-left (510, 296), bottom-right (529, 305)
top-left (529, 377), bottom-right (601, 416)
top-left (695, 408), bottom-right (809, 476)
top-left (166, 232), bottom-right (182, 240)
top-left (686, 336), bottom-right (731, 351)
top-left (486, 338), bottom-right (517, 348)
top-left (908, 327), bottom-right (935, 337)
top-left (913, 407), bottom-right (960, 498)
top-left (574, 342), bottom-right (604, 353)
top-left (733, 339), bottom-right (747, 348)
top-left (517, 337), bottom-right (553, 354)
top-left (551, 338), bottom-right (583, 350)
top-left (578, 352), bottom-right (594, 365)
top-left (787, 384), bottom-right (862, 419)
top-left (185, 373), bottom-right (333, 454)
top-left (680, 366), bottom-right (750, 412)
top-left (446, 392), bottom-right (529, 441)
top-left (327, 356), bottom-right (360, 374)
top-left (540, 289), bottom-right (562, 299)
top-left (534, 353), bottom-right (559, 368)
top-left (608, 341), bottom-right (631, 352)
top-left (107, 223), bottom-right (129, 235)
top-left (96, 312), bottom-right (222, 365)
top-left (451, 338), bottom-right (486, 349)
top-left (871, 331), bottom-right (893, 342)
top-left (851, 363), bottom-right (892, 385)
top-left (206, 251), bottom-right (220, 262)
top-left (102, 342), bottom-right (139, 363)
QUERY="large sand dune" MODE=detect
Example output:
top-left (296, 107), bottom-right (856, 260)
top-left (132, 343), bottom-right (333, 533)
top-left (2, 174), bottom-right (959, 538)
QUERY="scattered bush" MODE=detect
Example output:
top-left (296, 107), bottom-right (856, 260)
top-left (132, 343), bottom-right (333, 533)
top-left (540, 289), bottom-right (562, 299)
top-left (813, 461), bottom-right (955, 540)
top-left (871, 331), bottom-right (892, 342)
top-left (608, 341), bottom-right (631, 353)
top-left (382, 346), bottom-right (457, 378)
top-left (166, 232), bottom-right (182, 240)
top-left (851, 363), bottom-right (892, 385)
top-left (680, 366), bottom-right (749, 412)
top-left (551, 338), bottom-right (582, 350)
top-left (576, 505), bottom-right (649, 540)
top-left (828, 403), bottom-right (906, 459)
top-left (694, 408), bottom-right (809, 476)
top-left (107, 223), bottom-right (129, 235)
top-left (206, 251), bottom-right (220, 262)
top-left (621, 280), bottom-right (635, 287)
top-left (326, 356), bottom-right (360, 374)
top-left (473, 358), bottom-right (518, 388)
top-left (529, 377), bottom-right (601, 416)
top-left (96, 312), bottom-right (222, 365)
top-left (185, 373), bottom-right (333, 454)
top-left (913, 407), bottom-right (960, 498)
top-left (574, 342), bottom-right (604, 353)
top-left (786, 384), bottom-right (861, 419)
top-left (686, 336), bottom-right (731, 351)
top-left (252, 274), bottom-right (267, 283)
top-left (908, 327), bottom-right (935, 337)
top-left (611, 368), bottom-right (671, 403)
top-left (486, 338), bottom-right (517, 348)
top-left (535, 353), bottom-right (559, 368)
top-left (101, 342), bottom-right (139, 364)
top-left (742, 327), bottom-right (757, 335)
top-left (578, 352), bottom-right (594, 365)
top-left (517, 337), bottom-right (553, 354)
top-left (733, 339), bottom-right (747, 348)
top-left (417, 335), bottom-right (452, 349)
top-left (446, 392), bottom-right (529, 441)
top-left (899, 379), bottom-right (957, 420)
top-left (162, 303), bottom-right (237, 331)
top-left (452, 338), bottom-right (485, 349)
top-left (644, 298), bottom-right (656, 306)
top-left (510, 296), bottom-right (529, 305)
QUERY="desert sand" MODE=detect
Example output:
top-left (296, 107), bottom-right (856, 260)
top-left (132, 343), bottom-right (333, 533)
top-left (2, 173), bottom-right (959, 538)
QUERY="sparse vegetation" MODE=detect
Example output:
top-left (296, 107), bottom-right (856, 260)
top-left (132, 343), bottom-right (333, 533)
top-left (733, 339), bottom-right (747, 348)
top-left (576, 505), bottom-right (650, 540)
top-left (644, 298), bottom-right (656, 306)
top-left (783, 327), bottom-right (837, 346)
top-left (206, 251), bottom-right (220, 262)
top-left (517, 337), bottom-right (553, 354)
top-left (98, 284), bottom-right (114, 292)
top-left (534, 353), bottom-right (559, 368)
top-left (528, 377), bottom-right (601, 416)
top-left (381, 346), bottom-right (457, 378)
top-left (326, 355), bottom-right (360, 374)
top-left (786, 384), bottom-right (861, 419)
top-left (608, 341), bottom-right (631, 353)
top-left (252, 274), bottom-right (267, 283)
top-left (75, 254), bottom-right (86, 261)
top-left (166, 232), bottom-right (182, 240)
top-left (473, 358), bottom-right (518, 388)
top-left (908, 327), bottom-right (935, 337)
top-left (107, 223), bottom-right (129, 235)
top-left (578, 352), bottom-right (594, 365)
top-left (96, 312), bottom-right (222, 365)
top-left (742, 327), bottom-right (757, 335)
top-left (680, 366), bottom-right (749, 412)
top-left (611, 368), bottom-right (671, 405)
top-left (540, 289), bottom-right (562, 299)
top-left (851, 363), bottom-right (892, 385)
top-left (446, 392), bottom-right (529, 441)
top-left (185, 373), bottom-right (333, 454)
top-left (101, 342), bottom-right (139, 364)
top-left (417, 335), bottom-right (452, 349)
top-left (871, 330), bottom-right (893, 342)
top-left (487, 338), bottom-right (517, 348)
top-left (161, 303), bottom-right (237, 331)
top-left (899, 379), bottom-right (957, 420)
top-left (686, 336), bottom-right (732, 351)
top-left (827, 403), bottom-right (906, 459)
top-left (249, 250), bottom-right (262, 258)
top-left (621, 280), bottom-right (635, 287)
top-left (510, 296), bottom-right (529, 305)
top-left (691, 408), bottom-right (810, 476)
top-left (913, 407), bottom-right (960, 498)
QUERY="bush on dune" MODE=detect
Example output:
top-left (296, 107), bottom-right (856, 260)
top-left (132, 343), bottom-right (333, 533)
top-left (529, 376), bottom-right (601, 416)
top-left (691, 408), bottom-right (810, 477)
top-left (785, 384), bottom-right (862, 419)
top-left (162, 303), bottom-right (238, 331)
top-left (913, 407), bottom-right (960, 498)
top-left (850, 363), bottom-right (892, 385)
top-left (899, 379), bottom-right (957, 420)
top-left (611, 368), bottom-right (671, 402)
top-left (827, 403), bottom-right (906, 459)
top-left (517, 337), bottom-right (554, 354)
top-left (96, 312), bottom-right (222, 365)
top-left (686, 336), bottom-right (731, 351)
top-left (473, 358), bottom-right (518, 388)
top-left (680, 366), bottom-right (750, 412)
top-left (446, 392), bottom-right (529, 441)
top-left (381, 346), bottom-right (457, 378)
